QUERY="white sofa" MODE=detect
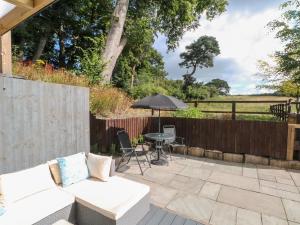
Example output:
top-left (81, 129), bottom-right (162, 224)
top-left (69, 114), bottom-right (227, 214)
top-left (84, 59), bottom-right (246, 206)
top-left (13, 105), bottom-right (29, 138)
top-left (0, 159), bottom-right (150, 225)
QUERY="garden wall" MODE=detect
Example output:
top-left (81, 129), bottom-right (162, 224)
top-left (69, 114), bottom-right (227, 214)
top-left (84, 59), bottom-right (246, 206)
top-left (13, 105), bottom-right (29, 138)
top-left (91, 115), bottom-right (288, 160)
top-left (0, 77), bottom-right (90, 173)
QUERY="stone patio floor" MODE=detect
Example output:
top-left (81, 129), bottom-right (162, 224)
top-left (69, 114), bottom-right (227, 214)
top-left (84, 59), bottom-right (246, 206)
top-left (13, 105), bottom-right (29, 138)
top-left (116, 154), bottom-right (300, 225)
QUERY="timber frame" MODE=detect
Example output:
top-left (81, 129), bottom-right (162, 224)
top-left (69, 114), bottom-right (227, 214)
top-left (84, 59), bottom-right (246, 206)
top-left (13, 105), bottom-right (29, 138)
top-left (0, 0), bottom-right (55, 35)
top-left (0, 0), bottom-right (55, 74)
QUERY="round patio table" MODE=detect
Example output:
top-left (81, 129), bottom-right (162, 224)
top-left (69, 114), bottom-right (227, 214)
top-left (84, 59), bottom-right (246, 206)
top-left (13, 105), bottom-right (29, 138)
top-left (144, 133), bottom-right (174, 165)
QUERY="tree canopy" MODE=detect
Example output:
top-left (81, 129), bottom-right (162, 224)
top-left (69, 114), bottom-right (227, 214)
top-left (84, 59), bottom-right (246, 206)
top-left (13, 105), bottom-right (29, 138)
top-left (258, 0), bottom-right (300, 96)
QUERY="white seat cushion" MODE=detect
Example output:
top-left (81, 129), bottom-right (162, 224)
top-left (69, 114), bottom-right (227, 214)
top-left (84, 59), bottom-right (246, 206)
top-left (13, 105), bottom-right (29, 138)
top-left (0, 164), bottom-right (56, 205)
top-left (0, 187), bottom-right (75, 225)
top-left (63, 176), bottom-right (150, 220)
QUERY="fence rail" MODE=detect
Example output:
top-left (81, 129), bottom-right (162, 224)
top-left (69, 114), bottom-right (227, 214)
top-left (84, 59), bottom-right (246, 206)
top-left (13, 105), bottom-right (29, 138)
top-left (90, 115), bottom-right (288, 160)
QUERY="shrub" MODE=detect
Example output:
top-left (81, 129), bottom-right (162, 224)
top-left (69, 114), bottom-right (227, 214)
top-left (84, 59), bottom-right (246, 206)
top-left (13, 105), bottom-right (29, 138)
top-left (131, 82), bottom-right (168, 99)
top-left (13, 62), bottom-right (132, 118)
top-left (172, 107), bottom-right (205, 118)
top-left (90, 86), bottom-right (132, 117)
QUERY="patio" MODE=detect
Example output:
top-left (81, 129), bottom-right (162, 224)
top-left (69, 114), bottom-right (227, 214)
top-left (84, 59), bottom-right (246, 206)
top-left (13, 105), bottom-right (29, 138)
top-left (117, 154), bottom-right (300, 225)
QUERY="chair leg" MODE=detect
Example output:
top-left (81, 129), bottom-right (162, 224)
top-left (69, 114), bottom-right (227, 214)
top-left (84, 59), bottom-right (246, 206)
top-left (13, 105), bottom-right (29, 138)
top-left (144, 152), bottom-right (151, 168)
top-left (134, 150), bottom-right (144, 175)
top-left (126, 154), bottom-right (132, 164)
top-left (116, 154), bottom-right (126, 171)
top-left (168, 146), bottom-right (172, 161)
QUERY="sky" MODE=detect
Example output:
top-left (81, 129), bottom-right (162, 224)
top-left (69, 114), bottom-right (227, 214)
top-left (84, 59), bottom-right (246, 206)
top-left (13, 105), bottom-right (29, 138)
top-left (153, 0), bottom-right (285, 95)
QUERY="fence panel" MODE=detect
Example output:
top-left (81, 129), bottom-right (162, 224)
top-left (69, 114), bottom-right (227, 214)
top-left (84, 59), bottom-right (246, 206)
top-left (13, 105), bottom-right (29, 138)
top-left (90, 116), bottom-right (288, 159)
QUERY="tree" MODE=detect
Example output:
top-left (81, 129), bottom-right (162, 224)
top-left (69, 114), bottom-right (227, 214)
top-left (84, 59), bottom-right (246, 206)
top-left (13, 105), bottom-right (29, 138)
top-left (206, 78), bottom-right (230, 95)
top-left (258, 0), bottom-right (300, 94)
top-left (101, 0), bottom-right (228, 82)
top-left (179, 35), bottom-right (220, 92)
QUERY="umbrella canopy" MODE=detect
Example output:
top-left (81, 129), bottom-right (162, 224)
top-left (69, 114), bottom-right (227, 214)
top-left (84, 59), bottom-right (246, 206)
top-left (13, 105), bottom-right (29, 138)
top-left (132, 94), bottom-right (188, 132)
top-left (131, 94), bottom-right (188, 110)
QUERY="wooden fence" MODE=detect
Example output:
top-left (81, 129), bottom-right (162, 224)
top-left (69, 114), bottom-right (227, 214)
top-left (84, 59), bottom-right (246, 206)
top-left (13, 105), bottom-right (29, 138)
top-left (90, 115), bottom-right (288, 160)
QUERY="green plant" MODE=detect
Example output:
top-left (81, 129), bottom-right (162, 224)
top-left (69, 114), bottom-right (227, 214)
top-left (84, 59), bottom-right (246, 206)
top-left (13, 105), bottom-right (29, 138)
top-left (131, 82), bottom-right (168, 99)
top-left (78, 36), bottom-right (105, 84)
top-left (172, 107), bottom-right (205, 118)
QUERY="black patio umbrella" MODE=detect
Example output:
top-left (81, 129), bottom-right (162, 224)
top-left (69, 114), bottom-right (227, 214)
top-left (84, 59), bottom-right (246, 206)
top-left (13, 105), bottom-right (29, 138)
top-left (131, 94), bottom-right (188, 132)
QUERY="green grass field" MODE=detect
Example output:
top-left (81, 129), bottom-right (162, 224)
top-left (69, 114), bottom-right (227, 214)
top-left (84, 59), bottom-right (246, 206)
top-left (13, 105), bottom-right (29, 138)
top-left (189, 95), bottom-right (295, 121)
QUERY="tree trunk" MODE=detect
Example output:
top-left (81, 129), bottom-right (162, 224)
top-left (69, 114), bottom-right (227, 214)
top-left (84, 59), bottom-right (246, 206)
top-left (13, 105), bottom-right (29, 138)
top-left (131, 64), bottom-right (136, 89)
top-left (102, 0), bottom-right (129, 83)
top-left (32, 34), bottom-right (48, 62)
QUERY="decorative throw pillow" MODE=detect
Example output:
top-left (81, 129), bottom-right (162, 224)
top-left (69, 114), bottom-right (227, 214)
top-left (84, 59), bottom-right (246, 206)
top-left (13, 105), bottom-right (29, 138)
top-left (0, 164), bottom-right (55, 205)
top-left (57, 152), bottom-right (89, 187)
top-left (87, 153), bottom-right (112, 181)
top-left (48, 160), bottom-right (62, 185)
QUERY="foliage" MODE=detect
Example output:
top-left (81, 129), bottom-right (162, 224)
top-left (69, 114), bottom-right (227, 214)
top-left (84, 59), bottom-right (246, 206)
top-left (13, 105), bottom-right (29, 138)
top-left (77, 36), bottom-right (105, 84)
top-left (13, 62), bottom-right (132, 117)
top-left (279, 80), bottom-right (300, 97)
top-left (130, 82), bottom-right (168, 99)
top-left (179, 36), bottom-right (220, 92)
top-left (90, 86), bottom-right (132, 117)
top-left (186, 85), bottom-right (210, 100)
top-left (206, 79), bottom-right (230, 95)
top-left (258, 0), bottom-right (300, 95)
top-left (172, 107), bottom-right (205, 119)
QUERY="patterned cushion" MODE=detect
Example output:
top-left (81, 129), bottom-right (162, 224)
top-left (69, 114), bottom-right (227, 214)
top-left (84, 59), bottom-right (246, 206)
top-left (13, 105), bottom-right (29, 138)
top-left (57, 153), bottom-right (89, 187)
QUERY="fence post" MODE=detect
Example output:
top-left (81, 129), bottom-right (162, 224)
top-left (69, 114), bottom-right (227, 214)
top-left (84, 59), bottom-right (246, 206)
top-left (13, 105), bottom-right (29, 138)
top-left (151, 109), bottom-right (154, 116)
top-left (194, 101), bottom-right (198, 107)
top-left (232, 102), bottom-right (236, 120)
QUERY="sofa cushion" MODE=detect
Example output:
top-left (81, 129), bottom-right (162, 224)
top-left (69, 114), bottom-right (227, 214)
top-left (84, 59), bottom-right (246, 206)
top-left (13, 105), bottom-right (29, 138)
top-left (0, 207), bottom-right (5, 216)
top-left (57, 152), bottom-right (89, 187)
top-left (63, 176), bottom-right (150, 220)
top-left (48, 160), bottom-right (62, 185)
top-left (0, 187), bottom-right (75, 225)
top-left (0, 164), bottom-right (56, 205)
top-left (87, 153), bottom-right (112, 181)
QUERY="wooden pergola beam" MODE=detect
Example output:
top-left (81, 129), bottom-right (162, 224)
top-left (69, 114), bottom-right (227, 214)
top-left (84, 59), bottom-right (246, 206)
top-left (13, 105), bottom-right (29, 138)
top-left (0, 0), bottom-right (55, 35)
top-left (3, 0), bottom-right (34, 9)
top-left (0, 31), bottom-right (12, 75)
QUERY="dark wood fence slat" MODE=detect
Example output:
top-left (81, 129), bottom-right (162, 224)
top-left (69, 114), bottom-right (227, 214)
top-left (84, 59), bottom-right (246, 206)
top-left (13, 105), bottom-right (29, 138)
top-left (90, 117), bottom-right (288, 160)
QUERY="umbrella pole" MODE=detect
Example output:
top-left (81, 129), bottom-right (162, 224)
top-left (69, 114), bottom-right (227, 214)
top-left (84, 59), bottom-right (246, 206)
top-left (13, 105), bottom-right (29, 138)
top-left (158, 109), bottom-right (161, 133)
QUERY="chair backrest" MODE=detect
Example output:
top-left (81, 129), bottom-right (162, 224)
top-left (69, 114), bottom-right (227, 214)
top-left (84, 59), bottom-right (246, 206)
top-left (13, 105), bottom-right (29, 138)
top-left (117, 130), bottom-right (132, 153)
top-left (163, 125), bottom-right (176, 143)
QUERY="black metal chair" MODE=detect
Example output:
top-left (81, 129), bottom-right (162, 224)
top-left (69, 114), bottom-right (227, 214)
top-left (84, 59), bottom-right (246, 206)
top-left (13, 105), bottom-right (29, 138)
top-left (116, 130), bottom-right (151, 175)
top-left (163, 125), bottom-right (188, 159)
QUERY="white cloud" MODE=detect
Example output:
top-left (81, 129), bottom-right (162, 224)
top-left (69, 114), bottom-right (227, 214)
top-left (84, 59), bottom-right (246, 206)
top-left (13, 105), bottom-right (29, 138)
top-left (154, 1), bottom-right (284, 95)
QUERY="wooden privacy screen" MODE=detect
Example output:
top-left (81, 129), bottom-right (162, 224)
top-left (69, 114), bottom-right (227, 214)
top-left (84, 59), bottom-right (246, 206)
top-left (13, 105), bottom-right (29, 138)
top-left (0, 77), bottom-right (90, 173)
top-left (91, 116), bottom-right (288, 160)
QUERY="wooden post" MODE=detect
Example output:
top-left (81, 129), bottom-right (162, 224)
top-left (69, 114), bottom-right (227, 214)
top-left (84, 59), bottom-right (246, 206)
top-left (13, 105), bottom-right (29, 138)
top-left (232, 102), bottom-right (236, 120)
top-left (0, 31), bottom-right (12, 75)
top-left (194, 101), bottom-right (198, 107)
top-left (287, 124), bottom-right (300, 160)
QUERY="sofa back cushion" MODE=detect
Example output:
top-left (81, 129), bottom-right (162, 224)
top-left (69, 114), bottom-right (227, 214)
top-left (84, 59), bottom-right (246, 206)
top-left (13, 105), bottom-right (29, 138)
top-left (0, 164), bottom-right (55, 205)
top-left (48, 160), bottom-right (62, 185)
top-left (87, 153), bottom-right (112, 181)
top-left (57, 152), bottom-right (89, 187)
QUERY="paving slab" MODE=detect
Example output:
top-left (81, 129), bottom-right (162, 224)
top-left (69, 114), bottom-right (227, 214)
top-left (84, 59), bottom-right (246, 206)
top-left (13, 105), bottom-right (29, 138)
top-left (290, 171), bottom-right (300, 187)
top-left (260, 180), bottom-right (299, 193)
top-left (209, 202), bottom-right (237, 225)
top-left (143, 167), bottom-right (176, 185)
top-left (218, 186), bottom-right (286, 219)
top-left (289, 222), bottom-right (300, 225)
top-left (276, 177), bottom-right (295, 186)
top-left (166, 194), bottom-right (216, 224)
top-left (236, 208), bottom-right (262, 225)
top-left (282, 199), bottom-right (300, 223)
top-left (257, 166), bottom-right (291, 180)
top-left (260, 186), bottom-right (300, 202)
top-left (179, 166), bottom-right (212, 180)
top-left (214, 162), bottom-right (243, 176)
top-left (168, 174), bottom-right (204, 194)
top-left (262, 214), bottom-right (288, 225)
top-left (243, 165), bottom-right (258, 179)
top-left (150, 183), bottom-right (178, 208)
top-left (198, 182), bottom-right (221, 200)
top-left (259, 173), bottom-right (277, 182)
top-left (208, 171), bottom-right (260, 192)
